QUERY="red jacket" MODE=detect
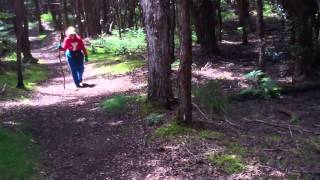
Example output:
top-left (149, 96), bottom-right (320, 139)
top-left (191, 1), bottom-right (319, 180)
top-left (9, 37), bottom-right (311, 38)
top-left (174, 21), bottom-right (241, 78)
top-left (61, 35), bottom-right (88, 56)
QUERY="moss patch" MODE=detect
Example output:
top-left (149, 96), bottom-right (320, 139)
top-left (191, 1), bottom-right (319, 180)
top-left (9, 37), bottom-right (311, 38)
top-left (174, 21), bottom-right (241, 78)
top-left (199, 130), bottom-right (224, 140)
top-left (208, 154), bottom-right (245, 174)
top-left (152, 121), bottom-right (193, 139)
top-left (0, 127), bottom-right (40, 179)
top-left (101, 95), bottom-right (135, 114)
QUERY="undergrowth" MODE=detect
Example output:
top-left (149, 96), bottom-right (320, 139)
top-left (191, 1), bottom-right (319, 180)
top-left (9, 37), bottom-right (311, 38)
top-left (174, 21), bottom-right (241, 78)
top-left (0, 64), bottom-right (48, 100)
top-left (101, 95), bottom-right (134, 114)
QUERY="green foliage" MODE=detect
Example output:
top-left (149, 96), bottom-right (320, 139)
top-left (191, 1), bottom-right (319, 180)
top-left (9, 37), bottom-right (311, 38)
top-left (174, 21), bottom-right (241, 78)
top-left (90, 28), bottom-right (146, 56)
top-left (199, 130), bottom-right (224, 140)
top-left (0, 12), bottom-right (14, 20)
top-left (101, 95), bottom-right (133, 114)
top-left (41, 12), bottom-right (53, 23)
top-left (145, 113), bottom-right (165, 126)
top-left (240, 70), bottom-right (281, 99)
top-left (208, 154), bottom-right (245, 174)
top-left (140, 101), bottom-right (167, 116)
top-left (221, 0), bottom-right (237, 21)
top-left (193, 81), bottom-right (228, 116)
top-left (0, 127), bottom-right (40, 179)
top-left (95, 59), bottom-right (145, 75)
top-left (152, 121), bottom-right (193, 139)
top-left (0, 64), bottom-right (48, 100)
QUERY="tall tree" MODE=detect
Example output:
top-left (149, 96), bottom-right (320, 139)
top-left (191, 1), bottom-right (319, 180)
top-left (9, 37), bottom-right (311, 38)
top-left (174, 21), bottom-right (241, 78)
top-left (62, 0), bottom-right (69, 27)
top-left (141, 0), bottom-right (173, 108)
top-left (177, 0), bottom-right (192, 123)
top-left (20, 0), bottom-right (38, 63)
top-left (33, 0), bottom-right (44, 33)
top-left (191, 0), bottom-right (220, 54)
top-left (256, 0), bottom-right (264, 39)
top-left (13, 0), bottom-right (24, 88)
top-left (238, 0), bottom-right (250, 44)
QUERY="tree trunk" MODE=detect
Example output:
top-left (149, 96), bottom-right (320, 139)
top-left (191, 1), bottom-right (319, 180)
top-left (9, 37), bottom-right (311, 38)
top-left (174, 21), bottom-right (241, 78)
top-left (13, 0), bottom-right (25, 89)
top-left (238, 0), bottom-right (250, 44)
top-left (75, 0), bottom-right (84, 37)
top-left (128, 0), bottom-right (137, 28)
top-left (62, 0), bottom-right (69, 27)
top-left (83, 0), bottom-right (101, 36)
top-left (191, 0), bottom-right (220, 54)
top-left (217, 0), bottom-right (223, 42)
top-left (177, 0), bottom-right (192, 123)
top-left (141, 0), bottom-right (173, 108)
top-left (256, 0), bottom-right (264, 39)
top-left (20, 1), bottom-right (38, 63)
top-left (34, 0), bottom-right (44, 33)
top-left (169, 0), bottom-right (176, 63)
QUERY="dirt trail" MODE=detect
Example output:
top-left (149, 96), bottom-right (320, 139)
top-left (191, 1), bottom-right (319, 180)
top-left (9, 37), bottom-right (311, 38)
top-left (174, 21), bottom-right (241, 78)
top-left (0, 33), bottom-right (150, 179)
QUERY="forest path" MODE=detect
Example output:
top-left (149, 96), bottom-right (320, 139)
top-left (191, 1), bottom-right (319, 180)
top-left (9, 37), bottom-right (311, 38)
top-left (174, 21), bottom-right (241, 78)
top-left (0, 32), bottom-right (150, 179)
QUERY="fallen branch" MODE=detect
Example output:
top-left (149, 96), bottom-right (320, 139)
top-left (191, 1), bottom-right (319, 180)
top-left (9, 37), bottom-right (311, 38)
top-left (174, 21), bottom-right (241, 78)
top-left (192, 103), bottom-right (210, 121)
top-left (277, 106), bottom-right (299, 122)
top-left (242, 118), bottom-right (312, 134)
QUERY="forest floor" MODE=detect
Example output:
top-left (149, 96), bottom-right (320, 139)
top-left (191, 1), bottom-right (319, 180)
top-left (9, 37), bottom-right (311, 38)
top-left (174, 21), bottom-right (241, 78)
top-left (1, 22), bottom-right (320, 179)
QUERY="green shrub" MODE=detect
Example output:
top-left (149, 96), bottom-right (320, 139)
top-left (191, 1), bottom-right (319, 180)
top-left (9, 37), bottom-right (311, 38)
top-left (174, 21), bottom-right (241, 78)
top-left (240, 70), bottom-right (281, 99)
top-left (41, 12), bottom-right (53, 23)
top-left (0, 127), bottom-right (40, 179)
top-left (193, 81), bottom-right (228, 116)
top-left (90, 28), bottom-right (146, 56)
top-left (208, 154), bottom-right (245, 174)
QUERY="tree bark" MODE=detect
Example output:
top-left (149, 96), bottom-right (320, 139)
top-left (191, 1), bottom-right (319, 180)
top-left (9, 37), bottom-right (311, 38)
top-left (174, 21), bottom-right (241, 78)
top-left (34, 0), bottom-right (44, 33)
top-left (13, 0), bottom-right (25, 88)
top-left (83, 0), bottom-right (101, 36)
top-left (217, 0), bottom-right (223, 42)
top-left (141, 0), bottom-right (173, 108)
top-left (238, 0), bottom-right (250, 44)
top-left (177, 0), bottom-right (192, 123)
top-left (128, 0), bottom-right (137, 28)
top-left (75, 0), bottom-right (84, 37)
top-left (62, 0), bottom-right (69, 27)
top-left (191, 0), bottom-right (220, 54)
top-left (256, 0), bottom-right (264, 39)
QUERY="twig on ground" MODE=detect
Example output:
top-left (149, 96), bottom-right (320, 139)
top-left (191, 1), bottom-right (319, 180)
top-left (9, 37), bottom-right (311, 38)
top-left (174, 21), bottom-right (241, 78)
top-left (1, 83), bottom-right (6, 94)
top-left (192, 103), bottom-right (210, 121)
top-left (224, 116), bottom-right (242, 128)
top-left (242, 118), bottom-right (312, 134)
top-left (277, 106), bottom-right (299, 123)
top-left (288, 125), bottom-right (293, 138)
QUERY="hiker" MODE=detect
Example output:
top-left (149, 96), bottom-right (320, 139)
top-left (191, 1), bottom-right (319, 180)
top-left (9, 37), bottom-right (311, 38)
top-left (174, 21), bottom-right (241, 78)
top-left (58, 27), bottom-right (89, 88)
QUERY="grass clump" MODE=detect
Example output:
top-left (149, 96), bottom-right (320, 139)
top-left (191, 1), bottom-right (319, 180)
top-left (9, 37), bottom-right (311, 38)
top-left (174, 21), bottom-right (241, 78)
top-left (208, 154), bottom-right (245, 174)
top-left (145, 113), bottom-right (165, 126)
top-left (41, 12), bottom-right (53, 23)
top-left (199, 130), bottom-right (224, 140)
top-left (101, 95), bottom-right (139, 114)
top-left (193, 81), bottom-right (228, 116)
top-left (0, 127), bottom-right (40, 179)
top-left (95, 59), bottom-right (145, 75)
top-left (152, 121), bottom-right (193, 139)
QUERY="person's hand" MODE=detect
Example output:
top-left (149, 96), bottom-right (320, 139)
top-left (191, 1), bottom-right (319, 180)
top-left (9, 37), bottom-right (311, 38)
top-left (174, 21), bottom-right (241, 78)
top-left (57, 43), bottom-right (62, 50)
top-left (85, 55), bottom-right (89, 62)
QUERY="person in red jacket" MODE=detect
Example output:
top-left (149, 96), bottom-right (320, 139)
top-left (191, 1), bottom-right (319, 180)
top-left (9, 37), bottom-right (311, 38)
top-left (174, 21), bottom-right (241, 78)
top-left (59, 27), bottom-right (89, 88)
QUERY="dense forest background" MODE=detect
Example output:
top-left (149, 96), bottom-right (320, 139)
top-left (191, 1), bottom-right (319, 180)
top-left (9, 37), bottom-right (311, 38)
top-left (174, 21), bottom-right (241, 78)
top-left (0, 0), bottom-right (320, 179)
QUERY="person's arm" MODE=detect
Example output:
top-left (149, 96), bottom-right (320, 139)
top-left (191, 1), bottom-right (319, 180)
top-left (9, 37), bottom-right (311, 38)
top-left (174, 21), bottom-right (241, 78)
top-left (58, 38), bottom-right (68, 51)
top-left (80, 39), bottom-right (89, 62)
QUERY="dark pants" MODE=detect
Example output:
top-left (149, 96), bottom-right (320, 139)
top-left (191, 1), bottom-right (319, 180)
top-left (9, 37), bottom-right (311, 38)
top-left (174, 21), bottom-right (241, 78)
top-left (66, 51), bottom-right (84, 86)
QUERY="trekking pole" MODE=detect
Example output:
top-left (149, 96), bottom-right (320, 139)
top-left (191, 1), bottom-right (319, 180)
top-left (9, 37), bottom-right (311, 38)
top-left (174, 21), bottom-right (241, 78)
top-left (58, 31), bottom-right (66, 89)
